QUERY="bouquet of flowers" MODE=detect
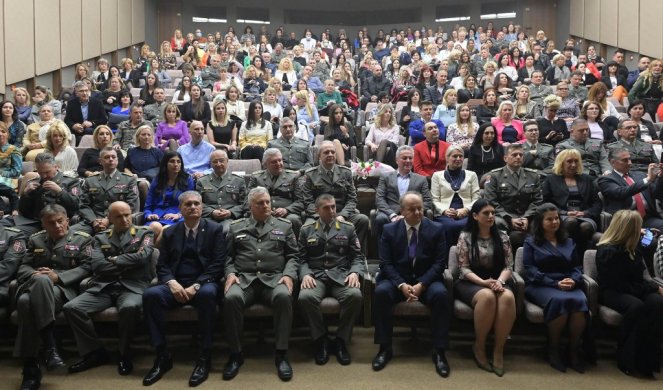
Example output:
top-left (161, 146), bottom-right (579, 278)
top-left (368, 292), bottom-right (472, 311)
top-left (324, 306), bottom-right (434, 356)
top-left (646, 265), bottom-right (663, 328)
top-left (351, 159), bottom-right (394, 178)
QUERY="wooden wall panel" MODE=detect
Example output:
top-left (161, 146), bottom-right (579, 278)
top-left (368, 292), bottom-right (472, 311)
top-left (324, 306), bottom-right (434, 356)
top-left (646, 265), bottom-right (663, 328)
top-left (583, 0), bottom-right (600, 41)
top-left (60, 0), bottom-right (82, 67)
top-left (132, 0), bottom-right (145, 44)
top-left (117, 0), bottom-right (132, 48)
top-left (618, 0), bottom-right (639, 52)
top-left (101, 0), bottom-right (118, 54)
top-left (82, 0), bottom-right (102, 60)
top-left (569, 0), bottom-right (584, 37)
top-left (35, 0), bottom-right (61, 75)
top-left (599, 0), bottom-right (618, 47)
top-left (4, 0), bottom-right (35, 83)
top-left (0, 1), bottom-right (6, 89)
top-left (640, 0), bottom-right (663, 58)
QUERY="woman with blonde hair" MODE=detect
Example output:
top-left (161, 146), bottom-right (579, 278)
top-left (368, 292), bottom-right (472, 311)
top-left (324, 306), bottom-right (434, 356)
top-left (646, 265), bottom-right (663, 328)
top-left (74, 63), bottom-right (91, 86)
top-left (45, 121), bottom-right (78, 175)
top-left (78, 124), bottom-right (125, 177)
top-left (120, 58), bottom-right (140, 89)
top-left (364, 103), bottom-right (400, 166)
top-left (12, 88), bottom-right (32, 124)
top-left (491, 100), bottom-right (524, 145)
top-left (433, 89), bottom-right (459, 127)
top-left (294, 90), bottom-right (319, 142)
top-left (446, 104), bottom-right (479, 151)
top-left (158, 40), bottom-right (177, 70)
top-left (628, 59), bottom-right (663, 119)
top-left (597, 210), bottom-right (663, 377)
top-left (238, 101), bottom-right (272, 160)
top-left (206, 99), bottom-right (237, 153)
top-left (537, 95), bottom-right (568, 145)
top-left (513, 85), bottom-right (539, 120)
top-left (23, 105), bottom-right (63, 160)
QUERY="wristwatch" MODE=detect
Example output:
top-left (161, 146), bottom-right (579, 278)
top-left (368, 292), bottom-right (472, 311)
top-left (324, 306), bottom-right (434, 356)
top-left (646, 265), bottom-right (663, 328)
top-left (193, 283), bottom-right (201, 291)
top-left (497, 279), bottom-right (506, 286)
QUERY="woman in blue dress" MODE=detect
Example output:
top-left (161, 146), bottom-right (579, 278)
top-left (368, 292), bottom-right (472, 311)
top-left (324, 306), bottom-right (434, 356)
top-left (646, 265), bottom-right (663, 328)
top-left (144, 150), bottom-right (194, 239)
top-left (523, 203), bottom-right (589, 373)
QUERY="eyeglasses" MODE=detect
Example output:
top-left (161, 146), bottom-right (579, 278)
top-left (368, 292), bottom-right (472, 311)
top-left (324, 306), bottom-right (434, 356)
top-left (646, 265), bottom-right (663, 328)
top-left (623, 125), bottom-right (638, 130)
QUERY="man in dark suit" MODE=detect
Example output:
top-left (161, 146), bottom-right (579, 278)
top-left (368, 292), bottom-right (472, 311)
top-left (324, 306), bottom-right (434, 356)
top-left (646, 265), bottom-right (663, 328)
top-left (375, 145), bottom-right (433, 240)
top-left (413, 122), bottom-right (450, 177)
top-left (64, 201), bottom-right (153, 376)
top-left (372, 192), bottom-right (451, 377)
top-left (64, 81), bottom-right (108, 146)
top-left (423, 69), bottom-right (453, 107)
top-left (141, 191), bottom-right (225, 387)
top-left (598, 147), bottom-right (663, 230)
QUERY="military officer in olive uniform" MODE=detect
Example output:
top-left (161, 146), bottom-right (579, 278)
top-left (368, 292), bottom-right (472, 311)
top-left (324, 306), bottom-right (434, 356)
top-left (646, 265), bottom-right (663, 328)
top-left (267, 117), bottom-right (313, 171)
top-left (555, 119), bottom-right (611, 178)
top-left (15, 205), bottom-right (92, 390)
top-left (0, 226), bottom-right (26, 308)
top-left (300, 141), bottom-right (369, 246)
top-left (484, 144), bottom-right (543, 248)
top-left (64, 201), bottom-right (154, 376)
top-left (73, 147), bottom-right (139, 235)
top-left (248, 148), bottom-right (304, 236)
top-left (606, 118), bottom-right (658, 174)
top-left (1, 152), bottom-right (81, 236)
top-left (298, 194), bottom-right (366, 366)
top-left (521, 120), bottom-right (555, 176)
top-left (196, 149), bottom-right (247, 232)
top-left (223, 187), bottom-right (299, 382)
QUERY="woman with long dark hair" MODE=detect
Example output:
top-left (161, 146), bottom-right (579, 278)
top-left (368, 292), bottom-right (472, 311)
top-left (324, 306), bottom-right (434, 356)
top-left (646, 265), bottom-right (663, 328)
top-left (144, 151), bottom-right (195, 238)
top-left (320, 104), bottom-right (356, 165)
top-left (238, 101), bottom-right (272, 160)
top-left (467, 122), bottom-right (505, 178)
top-left (455, 199), bottom-right (515, 376)
top-left (523, 203), bottom-right (589, 373)
top-left (180, 84), bottom-right (211, 128)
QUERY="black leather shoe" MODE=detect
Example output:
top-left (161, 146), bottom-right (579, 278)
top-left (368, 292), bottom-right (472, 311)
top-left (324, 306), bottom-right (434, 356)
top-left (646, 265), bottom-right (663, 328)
top-left (314, 336), bottom-right (329, 365)
top-left (334, 338), bottom-right (351, 365)
top-left (142, 354), bottom-right (173, 386)
top-left (372, 349), bottom-right (392, 371)
top-left (275, 355), bottom-right (293, 381)
top-left (117, 357), bottom-right (133, 376)
top-left (44, 348), bottom-right (65, 371)
top-left (222, 353), bottom-right (244, 380)
top-left (188, 357), bottom-right (211, 387)
top-left (21, 364), bottom-right (42, 390)
top-left (433, 351), bottom-right (450, 378)
top-left (68, 349), bottom-right (109, 374)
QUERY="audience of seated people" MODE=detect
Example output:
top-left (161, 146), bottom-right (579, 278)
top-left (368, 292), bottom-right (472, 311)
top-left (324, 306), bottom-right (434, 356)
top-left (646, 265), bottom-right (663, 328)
top-left (4, 23), bottom-right (663, 390)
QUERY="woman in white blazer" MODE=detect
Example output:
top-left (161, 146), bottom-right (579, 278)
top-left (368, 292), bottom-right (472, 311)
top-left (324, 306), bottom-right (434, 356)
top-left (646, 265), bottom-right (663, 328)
top-left (431, 145), bottom-right (481, 249)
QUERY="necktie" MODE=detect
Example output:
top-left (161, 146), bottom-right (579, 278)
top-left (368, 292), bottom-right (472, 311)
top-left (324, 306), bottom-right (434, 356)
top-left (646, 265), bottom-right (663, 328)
top-left (430, 143), bottom-right (437, 162)
top-left (623, 174), bottom-right (647, 217)
top-left (323, 224), bottom-right (331, 239)
top-left (187, 229), bottom-right (195, 244)
top-left (408, 227), bottom-right (417, 265)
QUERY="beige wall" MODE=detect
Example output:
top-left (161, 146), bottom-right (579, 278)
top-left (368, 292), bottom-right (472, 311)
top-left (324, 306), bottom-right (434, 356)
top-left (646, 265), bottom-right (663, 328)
top-left (2, 0), bottom-right (146, 94)
top-left (570, 0), bottom-right (662, 59)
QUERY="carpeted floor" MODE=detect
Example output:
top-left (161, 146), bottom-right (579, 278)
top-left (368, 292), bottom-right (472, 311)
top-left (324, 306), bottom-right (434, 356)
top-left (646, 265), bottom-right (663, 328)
top-left (0, 326), bottom-right (660, 390)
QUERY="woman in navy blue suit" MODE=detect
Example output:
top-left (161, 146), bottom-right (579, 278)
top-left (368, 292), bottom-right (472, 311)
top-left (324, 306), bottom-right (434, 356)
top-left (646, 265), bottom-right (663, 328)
top-left (523, 203), bottom-right (589, 373)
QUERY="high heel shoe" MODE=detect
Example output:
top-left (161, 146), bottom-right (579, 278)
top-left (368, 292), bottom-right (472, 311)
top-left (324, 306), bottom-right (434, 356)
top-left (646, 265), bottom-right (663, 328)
top-left (492, 365), bottom-right (505, 377)
top-left (472, 346), bottom-right (493, 373)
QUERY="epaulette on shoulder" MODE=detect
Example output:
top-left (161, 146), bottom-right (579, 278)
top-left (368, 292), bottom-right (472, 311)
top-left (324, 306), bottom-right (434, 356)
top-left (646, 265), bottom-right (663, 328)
top-left (251, 170), bottom-right (266, 176)
top-left (337, 165), bottom-right (351, 171)
top-left (231, 172), bottom-right (246, 178)
top-left (606, 140), bottom-right (619, 147)
top-left (489, 167), bottom-right (504, 173)
top-left (73, 231), bottom-right (91, 238)
top-left (276, 217), bottom-right (292, 224)
top-left (304, 167), bottom-right (317, 173)
top-left (523, 168), bottom-right (539, 173)
top-left (231, 218), bottom-right (246, 224)
top-left (62, 171), bottom-right (77, 179)
top-left (339, 220), bottom-right (354, 226)
top-left (302, 220), bottom-right (316, 228)
top-left (30, 230), bottom-right (47, 238)
top-left (5, 227), bottom-right (21, 233)
top-left (284, 169), bottom-right (299, 174)
top-left (120, 171), bottom-right (135, 177)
